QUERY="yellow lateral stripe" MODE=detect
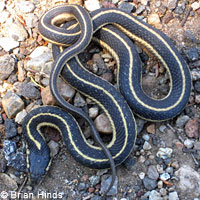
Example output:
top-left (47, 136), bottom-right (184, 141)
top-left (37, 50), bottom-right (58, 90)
top-left (113, 24), bottom-right (173, 101)
top-left (116, 26), bottom-right (184, 110)
top-left (28, 112), bottom-right (107, 162)
top-left (50, 5), bottom-right (92, 80)
top-left (40, 34), bottom-right (72, 46)
top-left (37, 122), bottom-right (61, 134)
top-left (26, 121), bottom-right (41, 150)
top-left (40, 5), bottom-right (81, 37)
top-left (66, 59), bottom-right (130, 161)
top-left (100, 27), bottom-right (173, 104)
top-left (92, 10), bottom-right (186, 111)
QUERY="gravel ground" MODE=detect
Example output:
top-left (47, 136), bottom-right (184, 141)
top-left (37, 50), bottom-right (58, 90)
top-left (0, 0), bottom-right (200, 200)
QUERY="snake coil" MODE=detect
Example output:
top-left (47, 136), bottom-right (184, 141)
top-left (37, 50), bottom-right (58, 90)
top-left (23, 4), bottom-right (191, 197)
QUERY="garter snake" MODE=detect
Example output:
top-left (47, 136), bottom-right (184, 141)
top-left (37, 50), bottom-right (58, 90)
top-left (23, 4), bottom-right (191, 197)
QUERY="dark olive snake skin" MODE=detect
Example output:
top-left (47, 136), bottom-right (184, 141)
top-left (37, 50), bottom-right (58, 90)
top-left (23, 4), bottom-right (191, 197)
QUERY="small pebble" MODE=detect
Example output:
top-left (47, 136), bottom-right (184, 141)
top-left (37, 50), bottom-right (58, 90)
top-left (157, 164), bottom-right (164, 174)
top-left (0, 55), bottom-right (15, 80)
top-left (160, 173), bottom-right (170, 181)
top-left (0, 37), bottom-right (19, 52)
top-left (149, 190), bottom-right (162, 200)
top-left (141, 0), bottom-right (149, 6)
top-left (160, 188), bottom-right (167, 196)
top-left (176, 115), bottom-right (190, 128)
top-left (139, 172), bottom-right (145, 180)
top-left (101, 72), bottom-right (113, 82)
top-left (138, 155), bottom-right (146, 163)
top-left (100, 175), bottom-right (118, 196)
top-left (159, 125), bottom-right (167, 133)
top-left (83, 127), bottom-right (91, 138)
top-left (155, 1), bottom-right (161, 7)
top-left (168, 0), bottom-right (178, 10)
top-left (78, 182), bottom-right (86, 191)
top-left (168, 191), bottom-right (179, 200)
top-left (89, 175), bottom-right (100, 186)
top-left (74, 93), bottom-right (86, 107)
top-left (96, 169), bottom-right (108, 176)
top-left (118, 2), bottom-right (135, 13)
top-left (26, 46), bottom-right (52, 72)
top-left (89, 106), bottom-right (99, 119)
top-left (6, 23), bottom-right (28, 42)
top-left (25, 13), bottom-right (38, 28)
top-left (14, 82), bottom-right (40, 99)
top-left (191, 2), bottom-right (200, 11)
top-left (85, 0), bottom-right (101, 12)
top-left (166, 167), bottom-right (174, 175)
top-left (3, 140), bottom-right (17, 158)
top-left (88, 187), bottom-right (95, 193)
top-left (147, 165), bottom-right (159, 180)
top-left (15, 109), bottom-right (27, 125)
top-left (186, 47), bottom-right (199, 62)
top-left (94, 113), bottom-right (112, 134)
top-left (136, 5), bottom-right (146, 15)
top-left (195, 94), bottom-right (200, 104)
top-left (143, 176), bottom-right (157, 190)
top-left (185, 118), bottom-right (199, 138)
top-left (26, 186), bottom-right (33, 191)
top-left (57, 78), bottom-right (76, 100)
top-left (191, 69), bottom-right (200, 81)
top-left (68, 0), bottom-right (83, 5)
top-left (5, 119), bottom-right (17, 138)
top-left (2, 91), bottom-right (24, 118)
top-left (112, 0), bottom-right (119, 4)
top-left (92, 53), bottom-right (107, 75)
top-left (101, 53), bottom-right (112, 59)
top-left (194, 141), bottom-right (200, 150)
top-left (194, 81), bottom-right (200, 93)
top-left (171, 161), bottom-right (179, 169)
top-left (184, 138), bottom-right (194, 149)
top-left (156, 148), bottom-right (173, 159)
top-left (174, 6), bottom-right (184, 14)
top-left (48, 140), bottom-right (59, 157)
top-left (143, 141), bottom-right (152, 150)
top-left (18, 1), bottom-right (35, 13)
top-left (17, 61), bottom-right (26, 82)
top-left (142, 134), bottom-right (150, 141)
top-left (6, 151), bottom-right (27, 172)
top-left (146, 124), bottom-right (155, 134)
top-left (147, 13), bottom-right (162, 29)
top-left (157, 180), bottom-right (163, 188)
top-left (41, 86), bottom-right (56, 105)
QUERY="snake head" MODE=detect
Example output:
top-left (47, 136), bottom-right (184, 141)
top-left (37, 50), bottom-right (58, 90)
top-left (27, 148), bottom-right (51, 185)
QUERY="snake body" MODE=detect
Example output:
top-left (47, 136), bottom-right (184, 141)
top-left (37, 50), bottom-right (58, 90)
top-left (23, 4), bottom-right (191, 196)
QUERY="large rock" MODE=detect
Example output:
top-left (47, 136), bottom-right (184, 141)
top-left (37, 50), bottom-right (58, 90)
top-left (174, 165), bottom-right (200, 197)
top-left (2, 91), bottom-right (24, 118)
top-left (0, 55), bottom-right (15, 80)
